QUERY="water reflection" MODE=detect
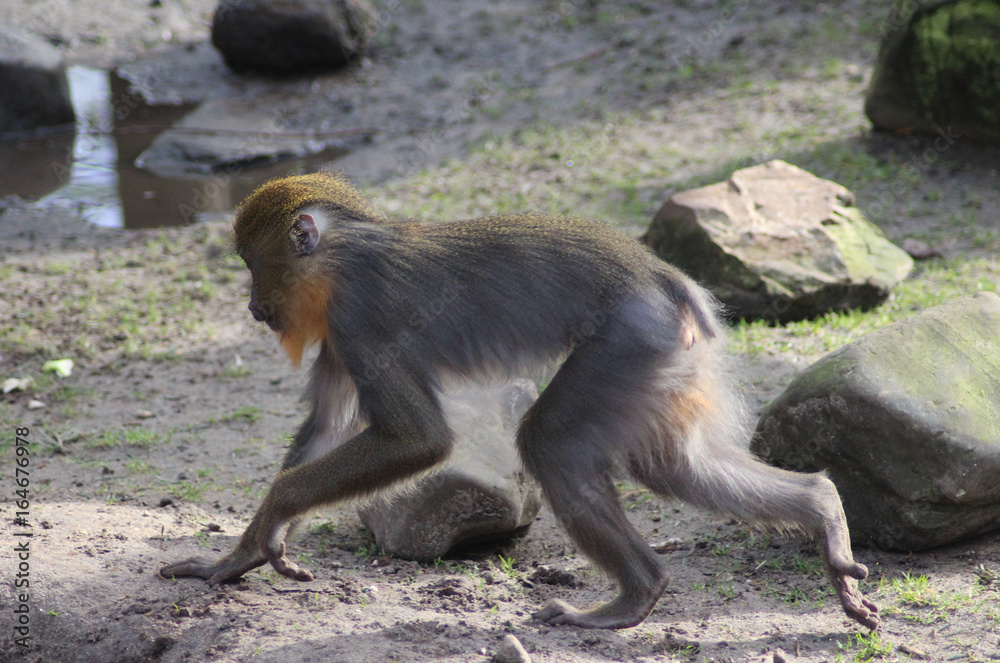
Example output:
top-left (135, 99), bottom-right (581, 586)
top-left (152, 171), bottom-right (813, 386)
top-left (0, 66), bottom-right (344, 229)
top-left (42, 66), bottom-right (124, 227)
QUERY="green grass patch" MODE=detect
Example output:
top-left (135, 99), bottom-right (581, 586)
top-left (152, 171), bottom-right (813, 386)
top-left (730, 258), bottom-right (1000, 359)
top-left (87, 427), bottom-right (171, 449)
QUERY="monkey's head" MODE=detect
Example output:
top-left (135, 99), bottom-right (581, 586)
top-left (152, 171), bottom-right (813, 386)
top-left (232, 172), bottom-right (381, 366)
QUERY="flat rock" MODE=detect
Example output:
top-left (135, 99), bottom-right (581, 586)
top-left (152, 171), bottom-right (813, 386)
top-left (753, 292), bottom-right (1000, 551)
top-left (0, 24), bottom-right (75, 132)
top-left (135, 97), bottom-right (349, 177)
top-left (644, 160), bottom-right (913, 322)
top-left (359, 380), bottom-right (542, 562)
top-left (211, 0), bottom-right (378, 74)
top-left (865, 0), bottom-right (1000, 146)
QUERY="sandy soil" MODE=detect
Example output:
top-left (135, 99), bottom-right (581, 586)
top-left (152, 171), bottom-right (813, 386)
top-left (3, 1), bottom-right (1000, 662)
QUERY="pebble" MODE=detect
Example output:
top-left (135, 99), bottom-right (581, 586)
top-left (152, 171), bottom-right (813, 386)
top-left (493, 634), bottom-right (531, 663)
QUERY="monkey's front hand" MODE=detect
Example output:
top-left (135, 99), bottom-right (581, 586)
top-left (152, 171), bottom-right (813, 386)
top-left (160, 518), bottom-right (314, 584)
top-left (830, 560), bottom-right (880, 630)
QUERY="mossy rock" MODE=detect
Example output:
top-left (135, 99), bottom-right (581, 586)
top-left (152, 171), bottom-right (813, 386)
top-left (754, 292), bottom-right (1000, 551)
top-left (644, 160), bottom-right (912, 322)
top-left (865, 0), bottom-right (1000, 145)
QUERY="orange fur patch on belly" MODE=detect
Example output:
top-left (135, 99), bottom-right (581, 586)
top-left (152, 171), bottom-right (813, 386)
top-left (278, 277), bottom-right (333, 367)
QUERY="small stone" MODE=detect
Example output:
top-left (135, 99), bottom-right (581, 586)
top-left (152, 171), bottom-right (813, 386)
top-left (652, 537), bottom-right (684, 553)
top-left (902, 238), bottom-right (942, 260)
top-left (493, 634), bottom-right (531, 663)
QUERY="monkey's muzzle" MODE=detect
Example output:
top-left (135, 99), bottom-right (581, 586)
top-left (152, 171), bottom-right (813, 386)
top-left (248, 301), bottom-right (282, 331)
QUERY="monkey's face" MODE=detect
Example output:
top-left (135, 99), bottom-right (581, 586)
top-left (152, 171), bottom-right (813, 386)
top-left (241, 251), bottom-right (294, 332)
top-left (231, 174), bottom-right (354, 365)
top-left (233, 203), bottom-right (307, 333)
top-left (236, 212), bottom-right (328, 333)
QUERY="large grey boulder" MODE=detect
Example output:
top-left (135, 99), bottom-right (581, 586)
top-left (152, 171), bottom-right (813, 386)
top-left (865, 0), bottom-right (1000, 146)
top-left (359, 380), bottom-right (542, 561)
top-left (644, 160), bottom-right (913, 322)
top-left (0, 24), bottom-right (75, 132)
top-left (753, 292), bottom-right (1000, 551)
top-left (211, 0), bottom-right (378, 74)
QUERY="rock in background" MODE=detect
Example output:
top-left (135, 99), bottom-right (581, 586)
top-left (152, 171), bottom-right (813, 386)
top-left (753, 292), bottom-right (1000, 551)
top-left (644, 160), bottom-right (913, 322)
top-left (865, 0), bottom-right (1000, 146)
top-left (211, 0), bottom-right (378, 74)
top-left (0, 24), bottom-right (75, 132)
top-left (134, 97), bottom-right (357, 177)
top-left (360, 380), bottom-right (542, 562)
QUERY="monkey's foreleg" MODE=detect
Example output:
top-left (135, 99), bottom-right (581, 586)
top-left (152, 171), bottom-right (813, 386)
top-left (161, 423), bottom-right (452, 584)
top-left (159, 492), bottom-right (312, 585)
top-left (815, 487), bottom-right (880, 629)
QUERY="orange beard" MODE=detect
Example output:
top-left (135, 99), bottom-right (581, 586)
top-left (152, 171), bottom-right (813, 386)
top-left (277, 278), bottom-right (333, 367)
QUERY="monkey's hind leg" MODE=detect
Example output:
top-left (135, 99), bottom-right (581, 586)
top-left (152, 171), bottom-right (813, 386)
top-left (632, 378), bottom-right (880, 630)
top-left (518, 342), bottom-right (672, 630)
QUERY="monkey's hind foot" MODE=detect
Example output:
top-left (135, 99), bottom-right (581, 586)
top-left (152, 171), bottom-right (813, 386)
top-left (533, 598), bottom-right (652, 630)
top-left (533, 574), bottom-right (669, 630)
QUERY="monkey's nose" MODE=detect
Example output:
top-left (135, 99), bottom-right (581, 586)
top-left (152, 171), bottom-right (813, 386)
top-left (249, 302), bottom-right (282, 331)
top-left (248, 301), bottom-right (266, 322)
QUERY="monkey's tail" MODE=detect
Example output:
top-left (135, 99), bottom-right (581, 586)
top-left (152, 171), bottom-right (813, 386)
top-left (629, 266), bottom-right (752, 474)
top-left (655, 267), bottom-right (723, 351)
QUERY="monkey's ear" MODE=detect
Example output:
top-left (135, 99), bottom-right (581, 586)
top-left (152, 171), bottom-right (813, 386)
top-left (292, 212), bottom-right (324, 256)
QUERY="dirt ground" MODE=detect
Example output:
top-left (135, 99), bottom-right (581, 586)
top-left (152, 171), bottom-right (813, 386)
top-left (3, 1), bottom-right (1000, 662)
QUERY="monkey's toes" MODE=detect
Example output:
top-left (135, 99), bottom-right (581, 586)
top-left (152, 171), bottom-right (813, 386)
top-left (836, 577), bottom-right (880, 630)
top-left (826, 554), bottom-right (869, 581)
top-left (851, 603), bottom-right (881, 630)
top-left (854, 597), bottom-right (880, 630)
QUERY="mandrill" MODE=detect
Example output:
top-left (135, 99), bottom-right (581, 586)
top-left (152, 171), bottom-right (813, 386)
top-left (160, 172), bottom-right (879, 631)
